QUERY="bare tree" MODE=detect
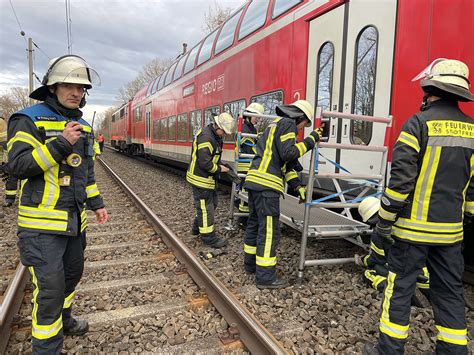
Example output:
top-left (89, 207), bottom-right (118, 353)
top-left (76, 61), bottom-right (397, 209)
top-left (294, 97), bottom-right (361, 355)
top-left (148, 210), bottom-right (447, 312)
top-left (96, 106), bottom-right (117, 140)
top-left (117, 57), bottom-right (173, 103)
top-left (0, 87), bottom-right (30, 121)
top-left (202, 1), bottom-right (232, 34)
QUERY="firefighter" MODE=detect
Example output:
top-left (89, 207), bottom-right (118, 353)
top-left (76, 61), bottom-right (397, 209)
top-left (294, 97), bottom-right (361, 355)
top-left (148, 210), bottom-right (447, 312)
top-left (187, 112), bottom-right (235, 248)
top-left (356, 197), bottom-right (430, 304)
top-left (7, 55), bottom-right (109, 354)
top-left (364, 59), bottom-right (474, 354)
top-left (235, 102), bottom-right (264, 227)
top-left (243, 100), bottom-right (322, 289)
top-left (98, 133), bottom-right (105, 152)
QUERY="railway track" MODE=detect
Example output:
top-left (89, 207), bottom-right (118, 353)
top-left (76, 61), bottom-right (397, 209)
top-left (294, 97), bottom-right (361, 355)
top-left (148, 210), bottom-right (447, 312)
top-left (2, 156), bottom-right (286, 354)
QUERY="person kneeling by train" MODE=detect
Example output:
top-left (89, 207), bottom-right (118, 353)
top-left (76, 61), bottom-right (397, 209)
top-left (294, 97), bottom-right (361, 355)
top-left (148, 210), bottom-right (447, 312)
top-left (243, 100), bottom-right (322, 289)
top-left (187, 112), bottom-right (235, 248)
top-left (356, 197), bottom-right (430, 306)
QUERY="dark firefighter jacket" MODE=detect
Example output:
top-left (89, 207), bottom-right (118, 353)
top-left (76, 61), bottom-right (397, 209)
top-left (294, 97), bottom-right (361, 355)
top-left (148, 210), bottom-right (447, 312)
top-left (245, 117), bottom-right (316, 194)
top-left (7, 103), bottom-right (104, 236)
top-left (186, 124), bottom-right (223, 190)
top-left (378, 100), bottom-right (474, 245)
top-left (236, 119), bottom-right (257, 173)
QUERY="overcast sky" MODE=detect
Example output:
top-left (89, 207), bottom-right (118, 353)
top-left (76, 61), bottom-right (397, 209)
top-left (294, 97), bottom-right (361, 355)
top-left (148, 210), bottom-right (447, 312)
top-left (0, 0), bottom-right (243, 122)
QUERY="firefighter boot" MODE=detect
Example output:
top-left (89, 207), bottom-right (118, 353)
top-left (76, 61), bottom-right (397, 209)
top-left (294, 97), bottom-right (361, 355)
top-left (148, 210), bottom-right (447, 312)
top-left (63, 319), bottom-right (89, 336)
top-left (256, 276), bottom-right (289, 290)
top-left (201, 233), bottom-right (228, 248)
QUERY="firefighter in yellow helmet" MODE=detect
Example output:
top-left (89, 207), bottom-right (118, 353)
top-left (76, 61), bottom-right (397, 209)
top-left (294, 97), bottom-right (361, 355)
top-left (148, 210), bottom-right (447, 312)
top-left (7, 55), bottom-right (108, 353)
top-left (365, 59), bottom-right (474, 354)
top-left (243, 100), bottom-right (322, 289)
top-left (187, 112), bottom-right (235, 248)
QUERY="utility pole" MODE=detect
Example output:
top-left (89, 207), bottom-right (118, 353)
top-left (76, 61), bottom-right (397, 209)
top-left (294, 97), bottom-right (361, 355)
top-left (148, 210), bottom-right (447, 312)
top-left (28, 37), bottom-right (34, 105)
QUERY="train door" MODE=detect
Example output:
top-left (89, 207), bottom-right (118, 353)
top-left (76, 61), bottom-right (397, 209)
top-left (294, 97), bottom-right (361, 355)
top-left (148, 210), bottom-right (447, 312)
top-left (145, 103), bottom-right (152, 154)
top-left (305, 0), bottom-right (396, 175)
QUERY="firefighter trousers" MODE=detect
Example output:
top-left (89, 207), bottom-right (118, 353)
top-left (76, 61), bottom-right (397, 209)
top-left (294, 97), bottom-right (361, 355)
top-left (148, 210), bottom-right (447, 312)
top-left (244, 189), bottom-right (281, 283)
top-left (5, 174), bottom-right (18, 202)
top-left (377, 240), bottom-right (467, 354)
top-left (17, 227), bottom-right (86, 354)
top-left (192, 186), bottom-right (218, 244)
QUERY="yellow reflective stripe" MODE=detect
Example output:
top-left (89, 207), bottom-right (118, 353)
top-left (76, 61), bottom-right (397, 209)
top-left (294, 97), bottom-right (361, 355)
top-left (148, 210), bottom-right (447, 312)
top-left (435, 325), bottom-right (468, 346)
top-left (80, 209), bottom-right (87, 232)
top-left (18, 215), bottom-right (68, 231)
top-left (280, 132), bottom-right (295, 142)
top-left (244, 244), bottom-right (256, 254)
top-left (397, 131), bottom-right (420, 152)
top-left (256, 255), bottom-right (276, 266)
top-left (379, 206), bottom-right (396, 222)
top-left (384, 187), bottom-right (408, 202)
top-left (417, 281), bottom-right (429, 289)
top-left (260, 126), bottom-right (276, 172)
top-left (186, 171), bottom-right (215, 189)
top-left (199, 199), bottom-right (214, 234)
top-left (246, 170), bottom-right (284, 193)
top-left (29, 267), bottom-right (63, 339)
top-left (364, 270), bottom-right (386, 289)
top-left (295, 142), bottom-right (307, 156)
top-left (264, 216), bottom-right (273, 259)
top-left (32, 144), bottom-right (57, 170)
top-left (285, 171), bottom-right (298, 182)
top-left (370, 241), bottom-right (385, 256)
top-left (5, 189), bottom-right (17, 196)
top-left (19, 206), bottom-right (68, 220)
top-left (466, 201), bottom-right (474, 214)
top-left (86, 183), bottom-right (100, 198)
top-left (411, 146), bottom-right (441, 221)
top-left (40, 162), bottom-right (60, 209)
top-left (239, 201), bottom-right (250, 212)
top-left (394, 218), bottom-right (463, 233)
top-left (210, 162), bottom-right (218, 173)
top-left (197, 142), bottom-right (213, 152)
top-left (63, 291), bottom-right (76, 309)
top-left (7, 131), bottom-right (42, 151)
top-left (379, 271), bottom-right (409, 339)
top-left (426, 120), bottom-right (474, 138)
top-left (392, 225), bottom-right (463, 244)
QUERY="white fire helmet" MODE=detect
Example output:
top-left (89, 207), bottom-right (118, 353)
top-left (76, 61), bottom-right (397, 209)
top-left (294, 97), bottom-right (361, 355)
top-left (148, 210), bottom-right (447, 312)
top-left (244, 102), bottom-right (264, 116)
top-left (276, 99), bottom-right (314, 127)
top-left (412, 58), bottom-right (473, 101)
top-left (214, 112), bottom-right (235, 134)
top-left (358, 196), bottom-right (381, 222)
top-left (30, 55), bottom-right (100, 101)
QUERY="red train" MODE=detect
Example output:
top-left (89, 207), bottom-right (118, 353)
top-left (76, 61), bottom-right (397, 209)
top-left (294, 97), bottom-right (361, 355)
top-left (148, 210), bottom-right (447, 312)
top-left (110, 0), bottom-right (474, 175)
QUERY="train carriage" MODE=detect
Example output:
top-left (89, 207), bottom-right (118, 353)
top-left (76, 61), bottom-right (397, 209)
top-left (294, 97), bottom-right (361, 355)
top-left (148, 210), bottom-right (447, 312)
top-left (111, 0), bottom-right (474, 178)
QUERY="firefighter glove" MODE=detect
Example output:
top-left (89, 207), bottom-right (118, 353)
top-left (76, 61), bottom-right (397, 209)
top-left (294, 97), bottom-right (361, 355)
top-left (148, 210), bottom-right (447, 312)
top-left (309, 128), bottom-right (323, 143)
top-left (222, 163), bottom-right (241, 185)
top-left (375, 221), bottom-right (395, 245)
top-left (297, 186), bottom-right (306, 204)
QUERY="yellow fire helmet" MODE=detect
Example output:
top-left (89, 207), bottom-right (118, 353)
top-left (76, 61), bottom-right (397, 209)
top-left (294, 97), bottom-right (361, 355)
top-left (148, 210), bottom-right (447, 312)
top-left (244, 102), bottom-right (265, 116)
top-left (358, 196), bottom-right (381, 222)
top-left (214, 112), bottom-right (235, 135)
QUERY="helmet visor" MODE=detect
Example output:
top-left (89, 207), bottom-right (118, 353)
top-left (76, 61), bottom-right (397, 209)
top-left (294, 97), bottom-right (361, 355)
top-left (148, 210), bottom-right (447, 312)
top-left (61, 66), bottom-right (101, 88)
top-left (411, 58), bottom-right (447, 82)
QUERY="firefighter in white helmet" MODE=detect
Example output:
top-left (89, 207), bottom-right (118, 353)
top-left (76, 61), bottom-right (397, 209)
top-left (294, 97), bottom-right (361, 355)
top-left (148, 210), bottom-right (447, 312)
top-left (234, 102), bottom-right (264, 226)
top-left (7, 55), bottom-right (108, 354)
top-left (243, 99), bottom-right (322, 289)
top-left (187, 112), bottom-right (235, 248)
top-left (356, 197), bottom-right (430, 300)
top-left (365, 59), bottom-right (474, 354)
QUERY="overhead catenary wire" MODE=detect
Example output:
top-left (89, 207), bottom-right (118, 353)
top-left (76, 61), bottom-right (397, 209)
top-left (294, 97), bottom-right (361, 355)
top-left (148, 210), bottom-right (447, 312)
top-left (9, 0), bottom-right (27, 46)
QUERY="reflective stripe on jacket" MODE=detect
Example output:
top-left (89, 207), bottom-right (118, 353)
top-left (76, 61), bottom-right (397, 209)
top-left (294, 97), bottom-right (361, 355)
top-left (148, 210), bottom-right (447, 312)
top-left (379, 100), bottom-right (473, 244)
top-left (7, 103), bottom-right (104, 236)
top-left (186, 124), bottom-right (222, 190)
top-left (244, 117), bottom-right (316, 194)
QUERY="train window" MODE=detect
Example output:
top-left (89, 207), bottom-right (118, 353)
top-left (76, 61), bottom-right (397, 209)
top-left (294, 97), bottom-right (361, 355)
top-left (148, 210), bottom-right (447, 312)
top-left (197, 30), bottom-right (219, 66)
top-left (223, 99), bottom-right (245, 142)
top-left (146, 78), bottom-right (157, 97)
top-left (120, 107), bottom-right (125, 119)
top-left (204, 106), bottom-right (221, 127)
top-left (168, 116), bottom-right (177, 141)
top-left (165, 62), bottom-right (179, 87)
top-left (172, 54), bottom-right (188, 82)
top-left (134, 107), bottom-right (142, 122)
top-left (177, 113), bottom-right (188, 141)
top-left (238, 0), bottom-right (270, 41)
top-left (159, 118), bottom-right (168, 141)
top-left (152, 74), bottom-right (162, 94)
top-left (153, 120), bottom-right (159, 140)
top-left (158, 68), bottom-right (171, 91)
top-left (250, 90), bottom-right (283, 132)
top-left (215, 7), bottom-right (244, 55)
top-left (189, 110), bottom-right (202, 142)
top-left (316, 42), bottom-right (334, 112)
top-left (272, 0), bottom-right (302, 19)
top-left (112, 113), bottom-right (116, 122)
top-left (184, 41), bottom-right (202, 75)
top-left (351, 26), bottom-right (378, 145)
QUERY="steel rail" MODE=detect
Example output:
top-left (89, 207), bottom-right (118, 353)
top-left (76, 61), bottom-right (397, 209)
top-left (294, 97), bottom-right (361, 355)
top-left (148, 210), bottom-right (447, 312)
top-left (0, 263), bottom-right (28, 353)
top-left (98, 157), bottom-right (288, 355)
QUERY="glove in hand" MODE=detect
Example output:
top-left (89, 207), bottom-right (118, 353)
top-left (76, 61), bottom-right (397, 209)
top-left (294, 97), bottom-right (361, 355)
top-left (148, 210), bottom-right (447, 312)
top-left (222, 163), bottom-right (241, 185)
top-left (309, 128), bottom-right (323, 142)
top-left (297, 186), bottom-right (306, 204)
top-left (375, 221), bottom-right (395, 245)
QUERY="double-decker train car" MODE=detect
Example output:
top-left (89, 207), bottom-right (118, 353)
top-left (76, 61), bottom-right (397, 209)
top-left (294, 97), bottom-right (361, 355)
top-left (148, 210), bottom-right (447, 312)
top-left (111, 0), bottom-right (473, 174)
